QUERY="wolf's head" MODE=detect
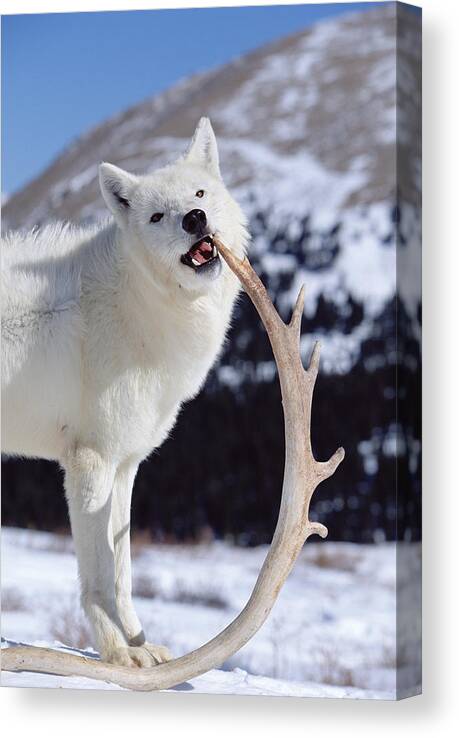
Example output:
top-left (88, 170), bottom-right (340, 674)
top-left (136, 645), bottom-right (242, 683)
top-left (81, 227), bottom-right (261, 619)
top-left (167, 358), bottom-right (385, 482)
top-left (99, 118), bottom-right (248, 293)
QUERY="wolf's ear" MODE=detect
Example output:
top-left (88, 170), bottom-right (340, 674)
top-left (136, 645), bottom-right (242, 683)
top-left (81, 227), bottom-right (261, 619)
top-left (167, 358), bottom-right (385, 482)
top-left (99, 163), bottom-right (138, 223)
top-left (184, 118), bottom-right (221, 178)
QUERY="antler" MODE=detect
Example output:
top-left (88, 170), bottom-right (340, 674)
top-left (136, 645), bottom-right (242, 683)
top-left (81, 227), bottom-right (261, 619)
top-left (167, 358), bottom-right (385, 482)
top-left (1, 240), bottom-right (344, 690)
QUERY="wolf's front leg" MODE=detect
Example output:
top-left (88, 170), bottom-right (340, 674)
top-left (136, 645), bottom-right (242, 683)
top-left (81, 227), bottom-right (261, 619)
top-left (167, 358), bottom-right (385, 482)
top-left (111, 459), bottom-right (172, 666)
top-left (64, 448), bottom-right (137, 666)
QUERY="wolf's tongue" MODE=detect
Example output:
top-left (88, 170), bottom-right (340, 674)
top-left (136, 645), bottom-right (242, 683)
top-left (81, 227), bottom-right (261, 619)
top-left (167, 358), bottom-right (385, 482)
top-left (194, 251), bottom-right (208, 264)
top-left (191, 240), bottom-right (212, 264)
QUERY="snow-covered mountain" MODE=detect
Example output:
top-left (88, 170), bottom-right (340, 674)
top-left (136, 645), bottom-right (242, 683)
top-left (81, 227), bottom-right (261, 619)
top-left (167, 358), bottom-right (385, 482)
top-left (1, 4), bottom-right (421, 544)
top-left (3, 5), bottom-right (420, 223)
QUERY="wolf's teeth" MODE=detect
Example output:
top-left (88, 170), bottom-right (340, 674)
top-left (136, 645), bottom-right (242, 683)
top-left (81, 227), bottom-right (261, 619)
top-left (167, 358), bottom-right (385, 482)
top-left (192, 258), bottom-right (200, 266)
top-left (212, 245), bottom-right (217, 257)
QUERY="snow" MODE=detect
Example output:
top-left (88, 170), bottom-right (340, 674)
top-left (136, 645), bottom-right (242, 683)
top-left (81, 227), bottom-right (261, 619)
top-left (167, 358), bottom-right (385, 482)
top-left (0, 650), bottom-right (390, 698)
top-left (0, 527), bottom-right (409, 698)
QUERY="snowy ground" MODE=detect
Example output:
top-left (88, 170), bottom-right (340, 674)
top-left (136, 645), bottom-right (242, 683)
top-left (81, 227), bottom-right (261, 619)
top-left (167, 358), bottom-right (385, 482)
top-left (1, 527), bottom-right (407, 698)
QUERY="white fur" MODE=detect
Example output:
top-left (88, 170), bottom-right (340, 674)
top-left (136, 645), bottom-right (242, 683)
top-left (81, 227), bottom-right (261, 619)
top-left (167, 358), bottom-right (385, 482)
top-left (1, 119), bottom-right (248, 666)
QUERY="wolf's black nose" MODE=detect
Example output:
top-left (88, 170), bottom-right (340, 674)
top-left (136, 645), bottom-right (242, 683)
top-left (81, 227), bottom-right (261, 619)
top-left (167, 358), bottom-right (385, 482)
top-left (182, 209), bottom-right (207, 234)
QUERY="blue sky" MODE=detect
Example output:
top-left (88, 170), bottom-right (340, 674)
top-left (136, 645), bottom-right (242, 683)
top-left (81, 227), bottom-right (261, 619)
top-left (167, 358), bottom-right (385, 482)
top-left (2, 2), bottom-right (389, 195)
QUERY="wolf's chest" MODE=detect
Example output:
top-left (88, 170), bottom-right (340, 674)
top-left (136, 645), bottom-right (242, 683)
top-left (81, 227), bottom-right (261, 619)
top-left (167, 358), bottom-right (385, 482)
top-left (105, 302), bottom-right (225, 412)
top-left (154, 308), bottom-right (225, 397)
top-left (93, 315), bottom-right (224, 458)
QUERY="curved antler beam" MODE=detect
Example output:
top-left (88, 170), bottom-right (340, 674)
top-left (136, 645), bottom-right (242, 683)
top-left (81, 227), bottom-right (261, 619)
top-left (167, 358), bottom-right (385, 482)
top-left (1, 239), bottom-right (344, 691)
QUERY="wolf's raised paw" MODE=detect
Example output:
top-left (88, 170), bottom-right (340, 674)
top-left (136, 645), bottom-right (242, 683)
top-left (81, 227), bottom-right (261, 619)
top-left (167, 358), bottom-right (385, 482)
top-left (104, 643), bottom-right (173, 668)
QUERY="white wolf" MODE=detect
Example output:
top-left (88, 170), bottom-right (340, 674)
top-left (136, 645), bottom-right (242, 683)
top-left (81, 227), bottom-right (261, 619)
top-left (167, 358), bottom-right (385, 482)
top-left (1, 118), bottom-right (248, 667)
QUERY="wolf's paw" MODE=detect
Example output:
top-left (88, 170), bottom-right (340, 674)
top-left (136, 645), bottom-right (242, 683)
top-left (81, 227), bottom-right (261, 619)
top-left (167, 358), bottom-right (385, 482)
top-left (104, 643), bottom-right (173, 668)
top-left (142, 642), bottom-right (173, 664)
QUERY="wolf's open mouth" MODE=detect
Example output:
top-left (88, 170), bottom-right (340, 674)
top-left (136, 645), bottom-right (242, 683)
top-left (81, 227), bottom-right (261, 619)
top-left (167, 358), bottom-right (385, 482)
top-left (180, 236), bottom-right (219, 271)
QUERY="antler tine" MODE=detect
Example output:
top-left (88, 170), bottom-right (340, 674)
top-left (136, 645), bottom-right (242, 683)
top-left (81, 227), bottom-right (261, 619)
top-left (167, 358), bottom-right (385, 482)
top-left (289, 285), bottom-right (306, 339)
top-left (2, 238), bottom-right (344, 691)
top-left (307, 340), bottom-right (321, 381)
top-left (316, 447), bottom-right (346, 482)
top-left (308, 522), bottom-right (329, 538)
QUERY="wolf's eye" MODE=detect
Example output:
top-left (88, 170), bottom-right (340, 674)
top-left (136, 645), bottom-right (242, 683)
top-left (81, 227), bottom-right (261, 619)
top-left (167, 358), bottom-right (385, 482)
top-left (195, 190), bottom-right (205, 198)
top-left (150, 213), bottom-right (164, 223)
